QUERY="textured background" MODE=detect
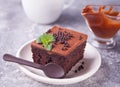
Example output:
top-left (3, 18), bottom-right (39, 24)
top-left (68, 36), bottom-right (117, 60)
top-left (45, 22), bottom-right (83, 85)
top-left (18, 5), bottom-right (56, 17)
top-left (0, 0), bottom-right (120, 87)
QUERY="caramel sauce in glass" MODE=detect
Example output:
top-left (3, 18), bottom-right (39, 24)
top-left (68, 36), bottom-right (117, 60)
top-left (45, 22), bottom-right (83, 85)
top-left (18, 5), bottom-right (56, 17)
top-left (82, 5), bottom-right (120, 38)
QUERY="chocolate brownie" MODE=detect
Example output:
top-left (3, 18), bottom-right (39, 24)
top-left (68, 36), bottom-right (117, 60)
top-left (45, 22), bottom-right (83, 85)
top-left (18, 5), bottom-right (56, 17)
top-left (31, 26), bottom-right (87, 75)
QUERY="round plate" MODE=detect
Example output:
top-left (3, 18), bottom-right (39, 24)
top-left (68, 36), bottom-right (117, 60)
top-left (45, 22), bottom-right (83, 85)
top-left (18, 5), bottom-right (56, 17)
top-left (16, 40), bottom-right (101, 85)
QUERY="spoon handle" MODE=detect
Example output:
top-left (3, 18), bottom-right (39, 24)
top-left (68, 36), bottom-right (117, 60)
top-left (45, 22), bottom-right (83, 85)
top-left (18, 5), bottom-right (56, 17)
top-left (3, 54), bottom-right (43, 69)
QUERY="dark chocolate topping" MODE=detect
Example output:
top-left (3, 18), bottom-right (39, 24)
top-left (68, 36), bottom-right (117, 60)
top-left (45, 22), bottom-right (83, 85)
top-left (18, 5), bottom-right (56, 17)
top-left (53, 31), bottom-right (73, 51)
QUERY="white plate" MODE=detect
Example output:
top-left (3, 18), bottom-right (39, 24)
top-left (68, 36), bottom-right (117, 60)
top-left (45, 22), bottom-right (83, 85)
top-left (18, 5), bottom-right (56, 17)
top-left (16, 40), bottom-right (101, 85)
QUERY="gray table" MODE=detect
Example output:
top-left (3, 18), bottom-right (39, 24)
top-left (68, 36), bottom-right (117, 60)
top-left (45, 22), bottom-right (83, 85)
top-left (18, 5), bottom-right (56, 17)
top-left (0, 0), bottom-right (120, 87)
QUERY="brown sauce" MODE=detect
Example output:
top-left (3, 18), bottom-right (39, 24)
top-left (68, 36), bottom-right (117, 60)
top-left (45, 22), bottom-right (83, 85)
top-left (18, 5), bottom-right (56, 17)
top-left (82, 5), bottom-right (120, 38)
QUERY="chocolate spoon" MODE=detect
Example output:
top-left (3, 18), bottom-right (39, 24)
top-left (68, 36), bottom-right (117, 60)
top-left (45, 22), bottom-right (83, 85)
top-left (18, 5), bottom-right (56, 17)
top-left (3, 54), bottom-right (65, 78)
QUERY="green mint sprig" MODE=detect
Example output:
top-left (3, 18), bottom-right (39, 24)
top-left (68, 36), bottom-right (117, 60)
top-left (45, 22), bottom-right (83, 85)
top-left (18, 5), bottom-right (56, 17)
top-left (36, 33), bottom-right (55, 51)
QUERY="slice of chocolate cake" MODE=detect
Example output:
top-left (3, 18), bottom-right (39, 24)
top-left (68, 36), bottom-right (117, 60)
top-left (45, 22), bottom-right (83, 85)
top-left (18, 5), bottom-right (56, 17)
top-left (31, 26), bottom-right (87, 75)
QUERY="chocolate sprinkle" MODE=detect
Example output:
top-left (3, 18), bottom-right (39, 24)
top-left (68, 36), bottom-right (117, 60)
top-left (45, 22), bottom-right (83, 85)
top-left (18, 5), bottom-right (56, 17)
top-left (74, 61), bottom-right (85, 73)
top-left (74, 70), bottom-right (78, 73)
top-left (53, 30), bottom-right (73, 51)
top-left (64, 41), bottom-right (70, 47)
top-left (60, 39), bottom-right (65, 44)
top-left (61, 47), bottom-right (68, 51)
top-left (78, 65), bottom-right (84, 71)
top-left (78, 67), bottom-right (81, 71)
top-left (81, 65), bottom-right (84, 69)
top-left (82, 61), bottom-right (84, 65)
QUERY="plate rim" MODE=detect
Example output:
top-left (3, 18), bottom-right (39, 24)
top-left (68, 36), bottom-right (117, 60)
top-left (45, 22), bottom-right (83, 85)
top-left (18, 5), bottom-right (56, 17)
top-left (16, 39), bottom-right (101, 85)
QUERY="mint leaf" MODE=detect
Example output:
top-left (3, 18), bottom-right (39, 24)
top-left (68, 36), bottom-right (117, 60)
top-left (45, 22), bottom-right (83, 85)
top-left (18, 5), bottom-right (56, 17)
top-left (36, 33), bottom-right (55, 51)
top-left (49, 35), bottom-right (55, 42)
top-left (44, 43), bottom-right (52, 51)
top-left (36, 37), bottom-right (42, 43)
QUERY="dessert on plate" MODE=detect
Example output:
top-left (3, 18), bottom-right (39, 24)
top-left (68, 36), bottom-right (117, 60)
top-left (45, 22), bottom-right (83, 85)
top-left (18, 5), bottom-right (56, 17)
top-left (31, 26), bottom-right (87, 76)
